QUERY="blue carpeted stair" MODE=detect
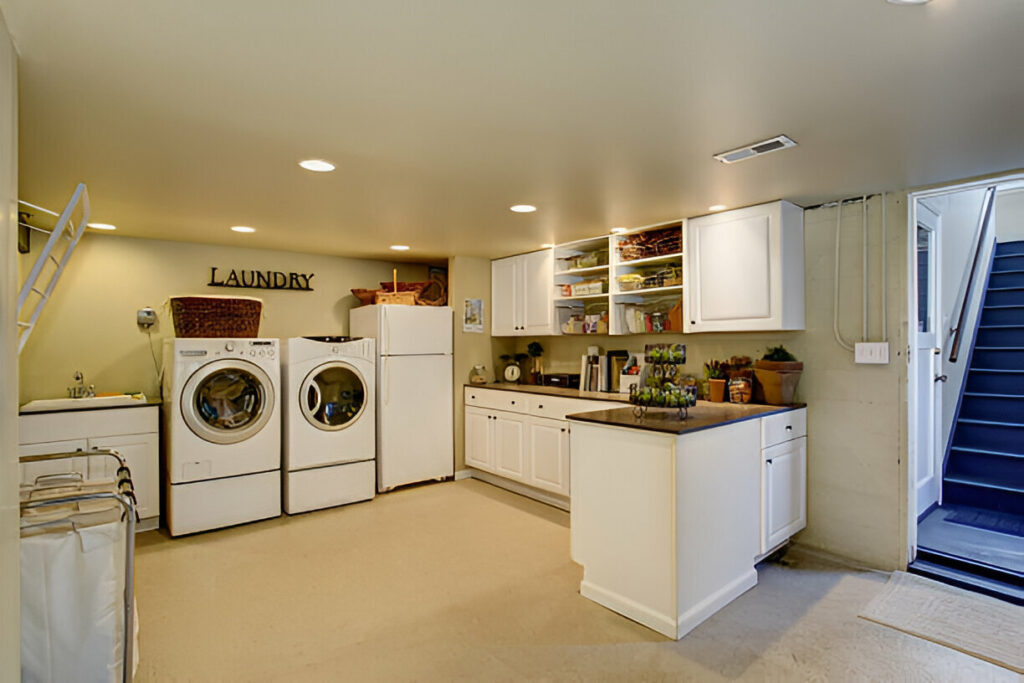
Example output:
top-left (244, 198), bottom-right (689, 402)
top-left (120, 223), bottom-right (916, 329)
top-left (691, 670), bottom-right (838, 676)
top-left (910, 241), bottom-right (1024, 604)
top-left (947, 240), bottom-right (1024, 516)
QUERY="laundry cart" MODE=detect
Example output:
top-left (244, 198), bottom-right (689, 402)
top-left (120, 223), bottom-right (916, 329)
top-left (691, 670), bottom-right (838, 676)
top-left (19, 449), bottom-right (138, 683)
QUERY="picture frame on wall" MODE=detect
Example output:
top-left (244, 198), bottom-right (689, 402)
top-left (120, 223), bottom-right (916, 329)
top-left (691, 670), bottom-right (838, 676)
top-left (463, 298), bottom-right (483, 333)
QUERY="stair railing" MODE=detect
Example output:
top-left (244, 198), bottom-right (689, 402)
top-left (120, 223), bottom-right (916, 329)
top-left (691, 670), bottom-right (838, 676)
top-left (947, 186), bottom-right (996, 363)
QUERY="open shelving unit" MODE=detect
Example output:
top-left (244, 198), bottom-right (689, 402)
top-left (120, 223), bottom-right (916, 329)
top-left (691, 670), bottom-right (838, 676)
top-left (609, 221), bottom-right (684, 335)
top-left (553, 236), bottom-right (610, 334)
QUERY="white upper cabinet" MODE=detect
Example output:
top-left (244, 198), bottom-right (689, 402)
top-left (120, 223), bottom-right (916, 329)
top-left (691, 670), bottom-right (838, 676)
top-left (491, 256), bottom-right (519, 336)
top-left (491, 250), bottom-right (555, 336)
top-left (684, 200), bottom-right (804, 332)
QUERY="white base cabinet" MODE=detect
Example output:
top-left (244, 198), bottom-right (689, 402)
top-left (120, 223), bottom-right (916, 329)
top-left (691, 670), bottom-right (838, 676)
top-left (464, 387), bottom-right (615, 500)
top-left (759, 408), bottom-right (807, 555)
top-left (19, 406), bottom-right (160, 529)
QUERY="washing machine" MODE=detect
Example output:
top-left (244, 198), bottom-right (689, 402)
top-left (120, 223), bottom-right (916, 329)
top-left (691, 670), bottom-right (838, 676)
top-left (162, 337), bottom-right (282, 535)
top-left (281, 336), bottom-right (376, 513)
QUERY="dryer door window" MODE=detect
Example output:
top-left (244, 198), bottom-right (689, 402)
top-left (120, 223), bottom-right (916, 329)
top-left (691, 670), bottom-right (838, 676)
top-left (300, 361), bottom-right (367, 431)
top-left (183, 360), bottom-right (275, 444)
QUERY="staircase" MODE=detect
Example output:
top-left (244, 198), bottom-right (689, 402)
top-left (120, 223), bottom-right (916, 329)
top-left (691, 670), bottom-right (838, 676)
top-left (909, 240), bottom-right (1024, 605)
top-left (947, 239), bottom-right (1024, 515)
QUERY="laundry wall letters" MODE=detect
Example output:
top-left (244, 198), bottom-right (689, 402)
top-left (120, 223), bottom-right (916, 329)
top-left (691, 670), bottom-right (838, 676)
top-left (208, 267), bottom-right (315, 291)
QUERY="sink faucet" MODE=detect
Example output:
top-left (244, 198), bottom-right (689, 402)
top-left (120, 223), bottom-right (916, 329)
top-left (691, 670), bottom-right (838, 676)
top-left (68, 371), bottom-right (95, 399)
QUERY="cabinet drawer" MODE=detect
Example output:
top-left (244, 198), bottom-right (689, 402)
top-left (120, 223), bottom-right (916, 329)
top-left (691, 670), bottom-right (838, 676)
top-left (464, 387), bottom-right (529, 414)
top-left (527, 396), bottom-right (601, 420)
top-left (761, 408), bottom-right (806, 448)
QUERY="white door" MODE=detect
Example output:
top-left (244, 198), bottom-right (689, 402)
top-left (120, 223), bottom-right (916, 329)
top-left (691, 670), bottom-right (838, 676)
top-left (378, 354), bottom-right (454, 491)
top-left (494, 413), bottom-right (527, 481)
top-left (762, 438), bottom-right (807, 552)
top-left (18, 439), bottom-right (88, 487)
top-left (523, 250), bottom-right (554, 335)
top-left (88, 433), bottom-right (159, 521)
top-left (491, 256), bottom-right (519, 336)
top-left (464, 407), bottom-right (493, 471)
top-left (380, 305), bottom-right (452, 356)
top-left (913, 205), bottom-right (942, 518)
top-left (527, 416), bottom-right (569, 495)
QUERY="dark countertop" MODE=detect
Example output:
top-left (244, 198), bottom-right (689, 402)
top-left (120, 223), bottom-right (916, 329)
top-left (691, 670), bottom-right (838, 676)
top-left (466, 382), bottom-right (630, 403)
top-left (567, 401), bottom-right (806, 436)
top-left (19, 398), bottom-right (161, 416)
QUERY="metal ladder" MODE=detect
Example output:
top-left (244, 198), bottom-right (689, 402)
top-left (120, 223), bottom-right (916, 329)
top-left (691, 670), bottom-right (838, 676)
top-left (17, 183), bottom-right (90, 354)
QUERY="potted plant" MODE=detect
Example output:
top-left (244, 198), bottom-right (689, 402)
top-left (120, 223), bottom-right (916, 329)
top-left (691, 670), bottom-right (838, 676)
top-left (526, 341), bottom-right (544, 385)
top-left (703, 359), bottom-right (728, 402)
top-left (754, 345), bottom-right (803, 405)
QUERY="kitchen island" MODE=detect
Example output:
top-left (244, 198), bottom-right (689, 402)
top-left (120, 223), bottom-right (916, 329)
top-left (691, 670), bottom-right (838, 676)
top-left (567, 402), bottom-right (806, 639)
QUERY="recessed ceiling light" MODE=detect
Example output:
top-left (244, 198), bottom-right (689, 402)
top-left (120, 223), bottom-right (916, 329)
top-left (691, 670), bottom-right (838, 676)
top-left (299, 159), bottom-right (335, 172)
top-left (231, 226), bottom-right (255, 233)
top-left (87, 223), bottom-right (116, 230)
top-left (390, 244), bottom-right (410, 251)
top-left (886, 0), bottom-right (930, 5)
top-left (540, 243), bottom-right (555, 248)
top-left (708, 205), bottom-right (727, 212)
top-left (610, 227), bottom-right (628, 234)
top-left (510, 204), bottom-right (537, 213)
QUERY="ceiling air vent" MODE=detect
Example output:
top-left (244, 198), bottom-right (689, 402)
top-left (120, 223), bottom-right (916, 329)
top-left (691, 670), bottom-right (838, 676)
top-left (713, 135), bottom-right (797, 164)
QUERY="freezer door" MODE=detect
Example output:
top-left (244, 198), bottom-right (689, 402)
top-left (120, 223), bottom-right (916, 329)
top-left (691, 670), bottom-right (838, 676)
top-left (380, 305), bottom-right (452, 356)
top-left (378, 354), bottom-right (454, 491)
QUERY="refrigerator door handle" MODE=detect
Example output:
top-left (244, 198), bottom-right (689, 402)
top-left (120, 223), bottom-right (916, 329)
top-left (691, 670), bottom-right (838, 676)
top-left (382, 306), bottom-right (390, 357)
top-left (384, 359), bottom-right (390, 406)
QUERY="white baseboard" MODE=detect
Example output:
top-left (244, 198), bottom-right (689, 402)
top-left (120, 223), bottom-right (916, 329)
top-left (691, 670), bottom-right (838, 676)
top-left (137, 516), bottom-right (159, 533)
top-left (454, 468), bottom-right (473, 481)
top-left (466, 469), bottom-right (570, 511)
top-left (580, 579), bottom-right (677, 639)
top-left (676, 568), bottom-right (758, 638)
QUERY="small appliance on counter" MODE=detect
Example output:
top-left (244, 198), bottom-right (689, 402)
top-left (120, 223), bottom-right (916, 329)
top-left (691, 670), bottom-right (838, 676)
top-left (541, 373), bottom-right (580, 389)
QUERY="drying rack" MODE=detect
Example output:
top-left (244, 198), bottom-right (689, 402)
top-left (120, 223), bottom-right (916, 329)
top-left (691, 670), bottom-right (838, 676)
top-left (20, 448), bottom-right (137, 683)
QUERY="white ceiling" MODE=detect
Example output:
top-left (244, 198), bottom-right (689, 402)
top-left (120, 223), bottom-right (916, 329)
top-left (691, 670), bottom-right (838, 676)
top-left (3, 1), bottom-right (1023, 261)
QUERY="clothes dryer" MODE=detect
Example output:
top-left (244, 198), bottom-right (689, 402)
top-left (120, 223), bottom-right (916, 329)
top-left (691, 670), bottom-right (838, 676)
top-left (281, 336), bottom-right (376, 513)
top-left (162, 338), bottom-right (281, 535)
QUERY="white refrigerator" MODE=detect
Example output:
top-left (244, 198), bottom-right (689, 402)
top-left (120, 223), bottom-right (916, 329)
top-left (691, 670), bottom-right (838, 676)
top-left (349, 305), bottom-right (454, 492)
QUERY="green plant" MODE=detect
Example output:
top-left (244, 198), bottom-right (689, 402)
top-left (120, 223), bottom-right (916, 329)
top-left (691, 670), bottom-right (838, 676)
top-left (527, 341), bottom-right (544, 358)
top-left (762, 345), bottom-right (797, 362)
top-left (703, 359), bottom-right (728, 380)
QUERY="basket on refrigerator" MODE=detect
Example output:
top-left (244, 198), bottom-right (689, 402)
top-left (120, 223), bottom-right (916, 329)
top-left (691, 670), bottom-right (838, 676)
top-left (169, 296), bottom-right (263, 338)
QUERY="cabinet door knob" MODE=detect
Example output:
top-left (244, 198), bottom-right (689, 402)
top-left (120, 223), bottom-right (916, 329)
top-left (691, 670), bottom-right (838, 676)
top-left (538, 404), bottom-right (543, 409)
top-left (511, 400), bottom-right (515, 405)
top-left (785, 425), bottom-right (792, 431)
top-left (560, 428), bottom-right (566, 433)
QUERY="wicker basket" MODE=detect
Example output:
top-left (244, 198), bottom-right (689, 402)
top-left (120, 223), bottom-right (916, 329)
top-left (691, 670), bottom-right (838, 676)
top-left (169, 296), bottom-right (262, 338)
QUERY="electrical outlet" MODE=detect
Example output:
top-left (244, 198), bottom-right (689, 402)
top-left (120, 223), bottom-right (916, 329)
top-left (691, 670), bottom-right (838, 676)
top-left (855, 342), bottom-right (890, 364)
top-left (137, 307), bottom-right (157, 329)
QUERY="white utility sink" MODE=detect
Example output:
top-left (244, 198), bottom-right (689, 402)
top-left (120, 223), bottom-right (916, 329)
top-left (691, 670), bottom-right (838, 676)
top-left (20, 394), bottom-right (148, 413)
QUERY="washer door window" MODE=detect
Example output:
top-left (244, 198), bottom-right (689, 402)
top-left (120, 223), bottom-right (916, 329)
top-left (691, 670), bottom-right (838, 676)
top-left (300, 361), bottom-right (367, 431)
top-left (182, 359), bottom-right (275, 444)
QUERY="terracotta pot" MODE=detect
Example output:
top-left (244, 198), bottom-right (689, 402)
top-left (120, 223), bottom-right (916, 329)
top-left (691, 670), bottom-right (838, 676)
top-left (753, 367), bottom-right (802, 405)
top-left (708, 378), bottom-right (727, 403)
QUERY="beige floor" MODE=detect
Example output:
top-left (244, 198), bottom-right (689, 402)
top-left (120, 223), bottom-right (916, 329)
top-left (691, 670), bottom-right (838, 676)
top-left (134, 479), bottom-right (1016, 682)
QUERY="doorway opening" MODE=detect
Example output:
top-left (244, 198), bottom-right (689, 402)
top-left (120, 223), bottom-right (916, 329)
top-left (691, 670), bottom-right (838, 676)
top-left (907, 173), bottom-right (1024, 604)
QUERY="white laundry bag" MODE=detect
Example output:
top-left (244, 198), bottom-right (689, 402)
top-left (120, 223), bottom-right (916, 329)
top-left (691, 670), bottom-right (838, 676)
top-left (20, 516), bottom-right (137, 683)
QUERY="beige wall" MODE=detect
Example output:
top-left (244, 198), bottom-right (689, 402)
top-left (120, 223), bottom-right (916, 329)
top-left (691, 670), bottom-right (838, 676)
top-left (448, 255), bottom-right (514, 470)
top-left (996, 188), bottom-right (1024, 242)
top-left (514, 196), bottom-right (910, 571)
top-left (18, 234), bottom-right (428, 403)
top-left (0, 9), bottom-right (18, 675)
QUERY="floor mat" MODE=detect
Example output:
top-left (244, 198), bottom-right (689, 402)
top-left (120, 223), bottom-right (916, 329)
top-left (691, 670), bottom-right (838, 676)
top-left (859, 571), bottom-right (1024, 673)
top-left (944, 507), bottom-right (1024, 537)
